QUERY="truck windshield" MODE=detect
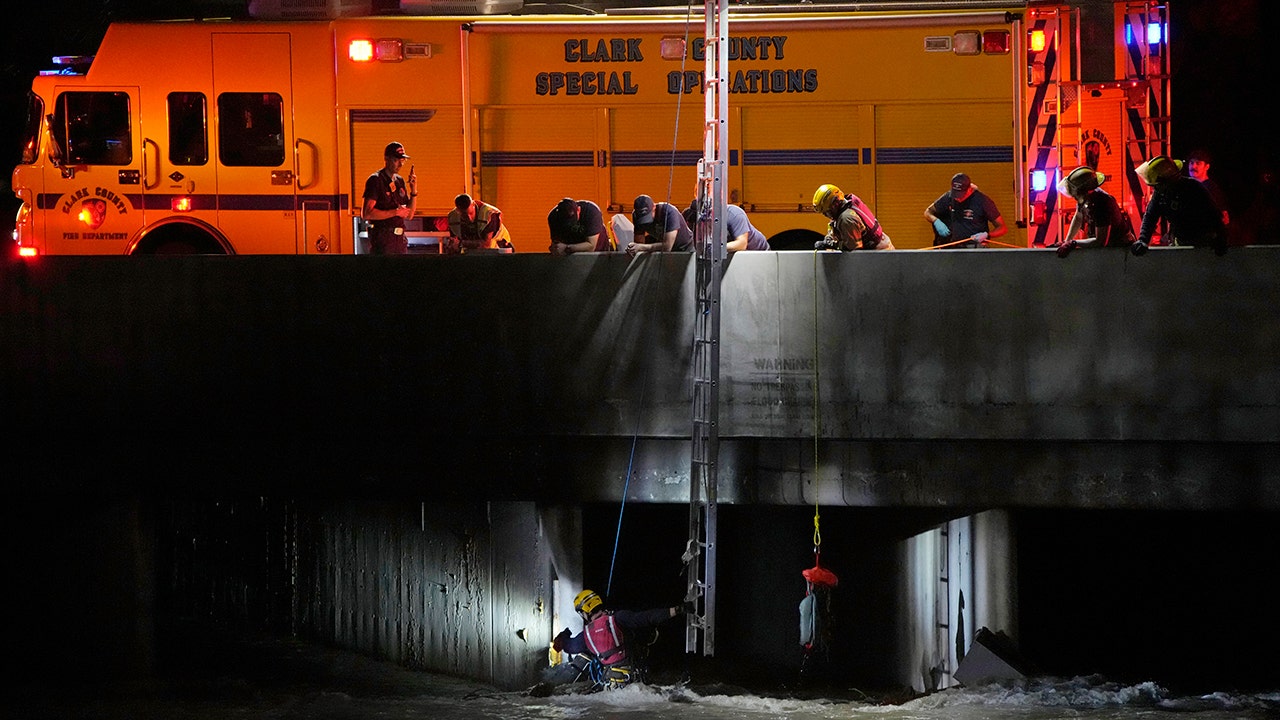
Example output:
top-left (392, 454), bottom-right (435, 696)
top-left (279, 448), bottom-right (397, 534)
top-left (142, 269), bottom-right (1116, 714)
top-left (19, 92), bottom-right (43, 164)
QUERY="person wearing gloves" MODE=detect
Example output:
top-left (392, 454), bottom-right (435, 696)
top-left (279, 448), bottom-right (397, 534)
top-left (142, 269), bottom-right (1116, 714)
top-left (1055, 166), bottom-right (1135, 257)
top-left (551, 589), bottom-right (687, 690)
top-left (924, 172), bottom-right (1007, 248)
top-left (1130, 155), bottom-right (1227, 256)
top-left (811, 184), bottom-right (894, 251)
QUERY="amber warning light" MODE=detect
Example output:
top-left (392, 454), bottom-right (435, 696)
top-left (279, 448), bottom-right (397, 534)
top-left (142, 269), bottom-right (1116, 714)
top-left (1029, 29), bottom-right (1047, 53)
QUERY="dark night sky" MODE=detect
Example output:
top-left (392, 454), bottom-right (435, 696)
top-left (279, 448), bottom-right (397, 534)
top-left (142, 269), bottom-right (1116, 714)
top-left (3, 0), bottom-right (1277, 248)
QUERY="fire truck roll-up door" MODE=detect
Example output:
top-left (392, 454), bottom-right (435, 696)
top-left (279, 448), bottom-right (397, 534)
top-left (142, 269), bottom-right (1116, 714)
top-left (349, 108), bottom-right (462, 252)
top-left (476, 106), bottom-right (604, 251)
top-left (876, 101), bottom-right (1017, 249)
top-left (608, 103), bottom-right (705, 229)
top-left (738, 103), bottom-right (861, 242)
top-left (211, 32), bottom-right (301, 254)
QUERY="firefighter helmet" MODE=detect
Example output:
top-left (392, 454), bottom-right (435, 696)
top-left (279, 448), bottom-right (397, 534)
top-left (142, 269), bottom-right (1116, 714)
top-left (812, 184), bottom-right (845, 217)
top-left (1135, 155), bottom-right (1183, 187)
top-left (1057, 166), bottom-right (1107, 199)
top-left (573, 589), bottom-right (603, 615)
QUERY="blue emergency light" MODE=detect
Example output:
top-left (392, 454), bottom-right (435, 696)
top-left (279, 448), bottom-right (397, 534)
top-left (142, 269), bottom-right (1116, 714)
top-left (1126, 22), bottom-right (1165, 45)
top-left (1030, 170), bottom-right (1049, 193)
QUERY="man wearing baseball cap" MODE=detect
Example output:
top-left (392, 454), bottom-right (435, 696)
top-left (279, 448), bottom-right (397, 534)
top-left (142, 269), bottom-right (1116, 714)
top-left (626, 194), bottom-right (693, 255)
top-left (924, 172), bottom-right (1007, 248)
top-left (361, 142), bottom-right (418, 254)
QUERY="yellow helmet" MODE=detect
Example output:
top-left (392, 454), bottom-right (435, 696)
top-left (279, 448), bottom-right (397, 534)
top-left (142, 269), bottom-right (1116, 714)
top-left (573, 589), bottom-right (603, 615)
top-left (1057, 166), bottom-right (1106, 198)
top-left (1135, 155), bottom-right (1183, 187)
top-left (812, 184), bottom-right (845, 217)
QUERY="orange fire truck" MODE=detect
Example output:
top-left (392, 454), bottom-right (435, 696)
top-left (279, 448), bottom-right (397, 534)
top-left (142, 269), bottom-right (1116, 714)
top-left (9, 1), bottom-right (1169, 256)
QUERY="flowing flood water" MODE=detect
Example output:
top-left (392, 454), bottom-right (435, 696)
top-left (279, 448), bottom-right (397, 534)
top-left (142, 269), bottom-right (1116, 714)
top-left (10, 625), bottom-right (1277, 720)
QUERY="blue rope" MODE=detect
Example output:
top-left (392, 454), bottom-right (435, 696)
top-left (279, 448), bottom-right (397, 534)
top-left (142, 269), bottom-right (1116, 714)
top-left (606, 434), bottom-right (638, 598)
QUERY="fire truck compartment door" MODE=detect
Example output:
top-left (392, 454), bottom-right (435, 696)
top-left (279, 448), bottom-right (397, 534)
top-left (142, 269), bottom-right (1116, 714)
top-left (212, 33), bottom-right (298, 253)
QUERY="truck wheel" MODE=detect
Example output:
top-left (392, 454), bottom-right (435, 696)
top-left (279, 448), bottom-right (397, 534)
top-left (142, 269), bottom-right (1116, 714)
top-left (133, 224), bottom-right (228, 255)
top-left (766, 229), bottom-right (824, 251)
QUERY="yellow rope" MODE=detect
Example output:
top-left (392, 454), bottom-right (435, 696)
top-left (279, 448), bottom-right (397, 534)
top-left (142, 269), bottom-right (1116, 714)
top-left (812, 248), bottom-right (822, 553)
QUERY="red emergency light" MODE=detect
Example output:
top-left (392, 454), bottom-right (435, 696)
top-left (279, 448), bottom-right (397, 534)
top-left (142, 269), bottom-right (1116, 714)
top-left (348, 39), bottom-right (375, 62)
top-left (18, 246), bottom-right (38, 258)
top-left (982, 30), bottom-right (1010, 54)
top-left (172, 197), bottom-right (193, 212)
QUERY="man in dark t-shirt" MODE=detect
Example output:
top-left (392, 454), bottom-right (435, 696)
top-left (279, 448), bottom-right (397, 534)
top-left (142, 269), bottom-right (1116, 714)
top-left (548, 198), bottom-right (612, 254)
top-left (627, 194), bottom-right (693, 254)
top-left (361, 142), bottom-right (418, 255)
top-left (925, 173), bottom-right (1008, 247)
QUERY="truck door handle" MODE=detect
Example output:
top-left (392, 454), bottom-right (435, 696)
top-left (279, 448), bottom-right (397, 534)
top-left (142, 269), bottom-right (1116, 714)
top-left (295, 138), bottom-right (319, 190)
top-left (143, 137), bottom-right (161, 190)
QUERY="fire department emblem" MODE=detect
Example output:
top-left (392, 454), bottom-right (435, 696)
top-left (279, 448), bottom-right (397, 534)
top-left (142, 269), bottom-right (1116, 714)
top-left (78, 198), bottom-right (108, 230)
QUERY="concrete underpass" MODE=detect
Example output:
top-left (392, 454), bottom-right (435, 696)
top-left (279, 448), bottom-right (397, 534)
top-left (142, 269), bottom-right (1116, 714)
top-left (3, 248), bottom-right (1277, 695)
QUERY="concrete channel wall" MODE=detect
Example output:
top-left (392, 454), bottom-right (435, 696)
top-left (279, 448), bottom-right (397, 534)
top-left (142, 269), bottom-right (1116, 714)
top-left (3, 248), bottom-right (1278, 693)
top-left (4, 248), bottom-right (1278, 506)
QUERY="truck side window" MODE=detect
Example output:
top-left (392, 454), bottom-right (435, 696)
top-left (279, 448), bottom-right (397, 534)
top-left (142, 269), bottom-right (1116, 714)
top-left (53, 91), bottom-right (133, 166)
top-left (20, 92), bottom-right (43, 165)
top-left (217, 92), bottom-right (285, 167)
top-left (168, 92), bottom-right (208, 166)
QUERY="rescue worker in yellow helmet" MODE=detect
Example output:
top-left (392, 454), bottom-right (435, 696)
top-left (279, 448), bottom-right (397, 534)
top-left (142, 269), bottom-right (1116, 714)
top-left (1130, 155), bottom-right (1226, 256)
top-left (812, 184), bottom-right (894, 251)
top-left (1054, 166), bottom-right (1135, 258)
top-left (551, 588), bottom-right (687, 690)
